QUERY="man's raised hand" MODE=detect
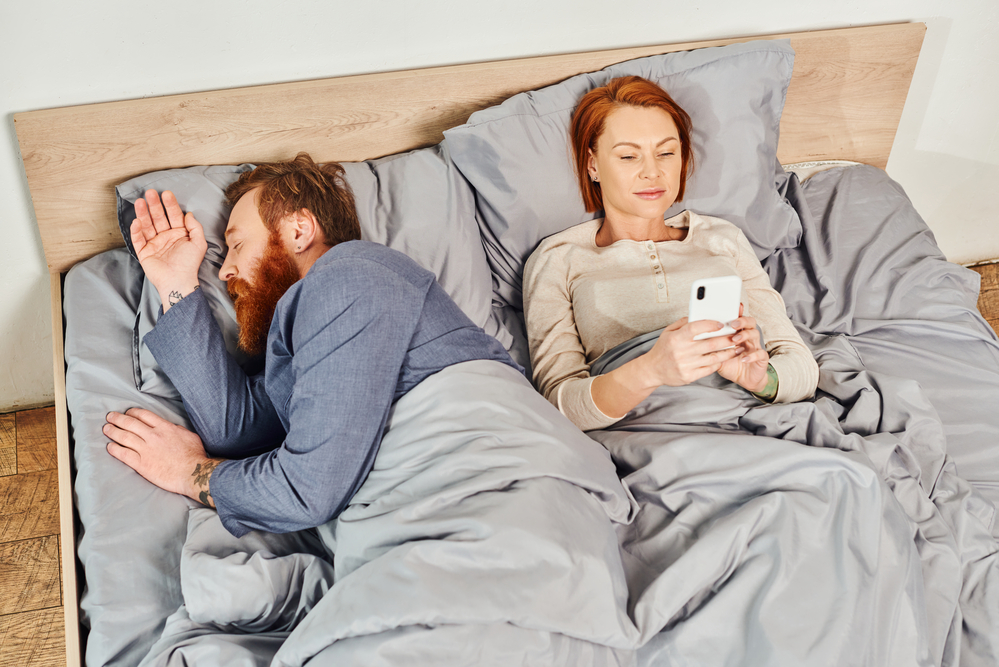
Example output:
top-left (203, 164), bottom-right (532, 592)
top-left (130, 190), bottom-right (208, 312)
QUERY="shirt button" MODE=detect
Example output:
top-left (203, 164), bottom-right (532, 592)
top-left (658, 283), bottom-right (665, 288)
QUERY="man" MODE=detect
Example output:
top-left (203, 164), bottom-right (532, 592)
top-left (103, 153), bottom-right (518, 536)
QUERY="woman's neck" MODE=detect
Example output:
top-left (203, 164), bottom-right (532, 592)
top-left (595, 214), bottom-right (685, 247)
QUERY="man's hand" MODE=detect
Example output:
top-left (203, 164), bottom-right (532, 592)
top-left (105, 408), bottom-right (223, 508)
top-left (130, 190), bottom-right (208, 312)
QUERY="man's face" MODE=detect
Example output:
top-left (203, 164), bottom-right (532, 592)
top-left (220, 189), bottom-right (301, 356)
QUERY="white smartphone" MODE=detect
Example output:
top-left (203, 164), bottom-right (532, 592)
top-left (689, 275), bottom-right (742, 340)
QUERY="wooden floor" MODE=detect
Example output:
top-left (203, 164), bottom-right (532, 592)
top-left (1, 262), bottom-right (998, 665)
top-left (0, 407), bottom-right (64, 665)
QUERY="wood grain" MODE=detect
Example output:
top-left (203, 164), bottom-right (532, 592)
top-left (0, 536), bottom-right (61, 616)
top-left (15, 23), bottom-right (925, 274)
top-left (968, 263), bottom-right (999, 338)
top-left (0, 607), bottom-right (65, 666)
top-left (0, 471), bottom-right (59, 544)
top-left (0, 414), bottom-right (15, 477)
top-left (15, 408), bottom-right (57, 475)
top-left (48, 274), bottom-right (81, 667)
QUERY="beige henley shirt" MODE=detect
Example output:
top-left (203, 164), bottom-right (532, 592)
top-left (523, 210), bottom-right (818, 431)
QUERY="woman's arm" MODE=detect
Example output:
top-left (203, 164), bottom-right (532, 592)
top-left (728, 229), bottom-right (819, 402)
top-left (524, 242), bottom-right (741, 429)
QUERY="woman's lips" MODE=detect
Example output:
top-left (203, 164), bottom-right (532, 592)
top-left (635, 189), bottom-right (665, 200)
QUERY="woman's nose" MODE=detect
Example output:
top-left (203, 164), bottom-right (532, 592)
top-left (640, 155), bottom-right (660, 178)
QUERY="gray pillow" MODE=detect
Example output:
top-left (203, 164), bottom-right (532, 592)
top-left (341, 143), bottom-right (494, 331)
top-left (443, 39), bottom-right (801, 313)
top-left (114, 147), bottom-right (497, 399)
top-left (116, 165), bottom-right (253, 400)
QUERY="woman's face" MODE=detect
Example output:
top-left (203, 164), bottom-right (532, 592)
top-left (587, 104), bottom-right (683, 227)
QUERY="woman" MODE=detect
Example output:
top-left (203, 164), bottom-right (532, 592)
top-left (523, 76), bottom-right (818, 431)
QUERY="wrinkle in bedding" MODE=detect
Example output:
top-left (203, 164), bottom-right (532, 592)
top-left (66, 159), bottom-right (999, 666)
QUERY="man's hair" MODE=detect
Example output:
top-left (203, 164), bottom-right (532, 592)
top-left (569, 76), bottom-right (695, 212)
top-left (225, 152), bottom-right (361, 246)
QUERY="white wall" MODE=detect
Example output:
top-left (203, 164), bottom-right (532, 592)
top-left (2, 0), bottom-right (997, 411)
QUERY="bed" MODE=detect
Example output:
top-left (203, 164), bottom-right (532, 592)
top-left (15, 21), bottom-right (999, 667)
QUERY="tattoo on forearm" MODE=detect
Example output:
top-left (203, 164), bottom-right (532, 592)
top-left (192, 457), bottom-right (223, 508)
top-left (752, 363), bottom-right (780, 402)
top-left (168, 285), bottom-right (200, 306)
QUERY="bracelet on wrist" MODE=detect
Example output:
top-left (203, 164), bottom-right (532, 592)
top-left (751, 363), bottom-right (779, 402)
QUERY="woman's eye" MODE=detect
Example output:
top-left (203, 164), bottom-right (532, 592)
top-left (659, 152), bottom-right (674, 158)
top-left (620, 155), bottom-right (636, 161)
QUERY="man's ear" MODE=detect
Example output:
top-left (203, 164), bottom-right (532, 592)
top-left (288, 209), bottom-right (323, 253)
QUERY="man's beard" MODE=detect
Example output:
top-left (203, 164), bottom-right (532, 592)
top-left (227, 234), bottom-right (301, 357)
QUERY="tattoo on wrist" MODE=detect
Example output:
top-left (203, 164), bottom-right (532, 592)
top-left (752, 363), bottom-right (779, 402)
top-left (168, 284), bottom-right (200, 306)
top-left (192, 457), bottom-right (223, 507)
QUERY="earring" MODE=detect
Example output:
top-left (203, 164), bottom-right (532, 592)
top-left (297, 246), bottom-right (301, 251)
top-left (591, 175), bottom-right (599, 182)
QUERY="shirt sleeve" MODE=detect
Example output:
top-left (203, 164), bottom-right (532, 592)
top-left (209, 258), bottom-right (431, 536)
top-left (732, 228), bottom-right (819, 402)
top-left (144, 288), bottom-right (285, 458)
top-left (523, 243), bottom-right (619, 431)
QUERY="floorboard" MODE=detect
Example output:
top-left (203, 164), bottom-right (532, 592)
top-left (0, 607), bottom-right (66, 666)
top-left (15, 409), bottom-right (57, 475)
top-left (0, 415), bottom-right (15, 477)
top-left (0, 409), bottom-right (64, 664)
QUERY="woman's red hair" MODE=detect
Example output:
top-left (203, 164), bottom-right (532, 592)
top-left (569, 76), bottom-right (694, 212)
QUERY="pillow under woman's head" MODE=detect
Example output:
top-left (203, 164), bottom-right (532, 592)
top-left (443, 39), bottom-right (801, 313)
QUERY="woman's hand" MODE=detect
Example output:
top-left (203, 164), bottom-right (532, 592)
top-left (644, 317), bottom-right (745, 387)
top-left (130, 190), bottom-right (207, 312)
top-left (590, 317), bottom-right (742, 419)
top-left (716, 307), bottom-right (771, 394)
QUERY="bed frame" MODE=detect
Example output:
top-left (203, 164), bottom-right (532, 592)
top-left (14, 22), bottom-right (924, 666)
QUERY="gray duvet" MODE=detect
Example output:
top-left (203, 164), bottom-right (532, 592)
top-left (64, 164), bottom-right (999, 666)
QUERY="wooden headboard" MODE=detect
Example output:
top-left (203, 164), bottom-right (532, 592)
top-left (12, 22), bottom-right (925, 666)
top-left (17, 23), bottom-right (923, 275)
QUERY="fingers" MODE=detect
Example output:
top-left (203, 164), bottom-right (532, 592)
top-left (664, 317), bottom-right (688, 331)
top-left (185, 211), bottom-right (206, 245)
top-left (123, 406), bottom-right (169, 428)
top-left (685, 319), bottom-right (729, 339)
top-left (106, 441), bottom-right (141, 468)
top-left (142, 190), bottom-right (171, 234)
top-left (132, 197), bottom-right (156, 248)
top-left (161, 191), bottom-right (187, 230)
top-left (740, 349), bottom-right (770, 365)
top-left (727, 314), bottom-right (758, 333)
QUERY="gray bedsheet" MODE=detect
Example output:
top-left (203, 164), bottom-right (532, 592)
top-left (589, 165), bottom-right (999, 665)
top-left (64, 164), bottom-right (999, 666)
top-left (142, 360), bottom-right (639, 666)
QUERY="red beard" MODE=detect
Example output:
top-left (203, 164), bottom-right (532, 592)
top-left (227, 234), bottom-right (301, 356)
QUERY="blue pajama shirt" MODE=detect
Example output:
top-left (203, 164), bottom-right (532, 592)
top-left (145, 241), bottom-right (518, 536)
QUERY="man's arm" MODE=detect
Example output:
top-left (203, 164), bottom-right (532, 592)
top-left (209, 258), bottom-right (430, 536)
top-left (130, 189), bottom-right (284, 456)
top-left (144, 288), bottom-right (284, 457)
